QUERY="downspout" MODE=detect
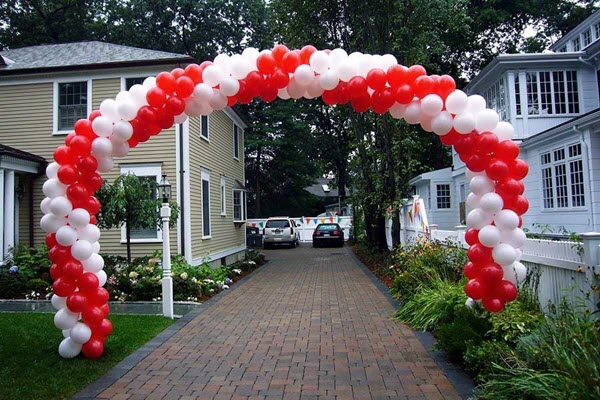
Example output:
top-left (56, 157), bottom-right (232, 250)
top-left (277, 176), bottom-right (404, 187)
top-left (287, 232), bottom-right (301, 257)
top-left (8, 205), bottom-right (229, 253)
top-left (178, 124), bottom-right (186, 257)
top-left (573, 125), bottom-right (596, 230)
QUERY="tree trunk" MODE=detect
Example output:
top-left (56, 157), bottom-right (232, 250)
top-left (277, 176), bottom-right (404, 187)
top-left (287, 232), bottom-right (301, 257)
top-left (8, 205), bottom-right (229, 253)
top-left (126, 220), bottom-right (132, 262)
top-left (255, 145), bottom-right (262, 218)
top-left (392, 208), bottom-right (400, 248)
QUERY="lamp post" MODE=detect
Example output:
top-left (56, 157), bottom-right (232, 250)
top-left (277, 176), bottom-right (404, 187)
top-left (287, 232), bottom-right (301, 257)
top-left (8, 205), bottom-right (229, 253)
top-left (158, 174), bottom-right (174, 319)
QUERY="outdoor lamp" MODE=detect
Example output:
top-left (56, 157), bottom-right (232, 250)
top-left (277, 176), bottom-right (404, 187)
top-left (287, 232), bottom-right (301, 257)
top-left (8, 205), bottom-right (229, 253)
top-left (158, 173), bottom-right (171, 203)
top-left (16, 183), bottom-right (25, 201)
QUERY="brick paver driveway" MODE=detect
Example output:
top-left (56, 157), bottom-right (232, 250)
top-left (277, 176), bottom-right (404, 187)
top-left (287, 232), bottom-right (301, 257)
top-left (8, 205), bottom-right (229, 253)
top-left (96, 246), bottom-right (464, 400)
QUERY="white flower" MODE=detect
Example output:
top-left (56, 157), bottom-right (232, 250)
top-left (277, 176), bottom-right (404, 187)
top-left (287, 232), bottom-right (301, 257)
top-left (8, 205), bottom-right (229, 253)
top-left (223, 284), bottom-right (229, 290)
top-left (180, 272), bottom-right (188, 280)
top-left (191, 277), bottom-right (198, 283)
top-left (233, 269), bottom-right (242, 275)
top-left (129, 271), bottom-right (139, 279)
top-left (248, 260), bottom-right (256, 265)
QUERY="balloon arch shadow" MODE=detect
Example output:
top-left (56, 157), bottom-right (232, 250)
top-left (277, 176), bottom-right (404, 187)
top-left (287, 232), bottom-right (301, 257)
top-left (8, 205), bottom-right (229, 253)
top-left (41, 45), bottom-right (530, 359)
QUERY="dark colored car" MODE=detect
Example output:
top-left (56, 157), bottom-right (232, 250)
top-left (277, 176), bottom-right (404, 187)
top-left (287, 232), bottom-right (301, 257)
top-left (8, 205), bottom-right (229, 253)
top-left (312, 223), bottom-right (344, 247)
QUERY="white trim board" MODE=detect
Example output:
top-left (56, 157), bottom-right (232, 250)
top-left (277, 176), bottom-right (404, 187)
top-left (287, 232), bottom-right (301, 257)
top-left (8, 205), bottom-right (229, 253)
top-left (190, 245), bottom-right (247, 266)
top-left (182, 120), bottom-right (192, 262)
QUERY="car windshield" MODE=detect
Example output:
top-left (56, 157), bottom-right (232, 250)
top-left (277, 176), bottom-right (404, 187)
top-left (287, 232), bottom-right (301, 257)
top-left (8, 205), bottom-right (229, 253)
top-left (266, 220), bottom-right (290, 228)
top-left (316, 224), bottom-right (339, 231)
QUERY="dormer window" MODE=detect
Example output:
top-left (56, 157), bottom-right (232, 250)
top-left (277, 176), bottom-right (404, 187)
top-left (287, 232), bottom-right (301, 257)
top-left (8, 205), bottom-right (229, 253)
top-left (582, 29), bottom-right (592, 47)
top-left (573, 36), bottom-right (581, 51)
top-left (522, 71), bottom-right (579, 116)
top-left (595, 23), bottom-right (600, 40)
top-left (484, 78), bottom-right (508, 121)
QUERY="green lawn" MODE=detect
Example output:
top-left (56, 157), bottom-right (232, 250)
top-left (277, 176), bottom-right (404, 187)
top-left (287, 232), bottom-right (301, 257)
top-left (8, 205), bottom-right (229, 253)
top-left (0, 313), bottom-right (174, 400)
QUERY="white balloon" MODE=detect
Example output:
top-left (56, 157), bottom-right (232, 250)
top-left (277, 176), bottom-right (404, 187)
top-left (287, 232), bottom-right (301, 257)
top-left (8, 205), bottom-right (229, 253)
top-left (467, 95), bottom-right (486, 114)
top-left (111, 140), bottom-right (130, 158)
top-left (336, 60), bottom-right (358, 82)
top-left (116, 100), bottom-right (138, 122)
top-left (242, 47), bottom-right (260, 63)
top-left (453, 112), bottom-right (476, 134)
top-left (78, 224), bottom-right (101, 242)
top-left (213, 53), bottom-right (231, 73)
top-left (96, 157), bottom-right (114, 173)
top-left (49, 196), bottom-right (73, 217)
top-left (54, 308), bottom-right (80, 330)
top-left (230, 54), bottom-right (251, 80)
top-left (199, 103), bottom-right (213, 116)
top-left (358, 55), bottom-right (375, 77)
top-left (92, 137), bottom-right (113, 157)
top-left (513, 261), bottom-right (527, 281)
top-left (479, 225), bottom-right (501, 248)
top-left (193, 83), bottom-right (213, 103)
top-left (493, 121), bottom-right (515, 142)
top-left (404, 100), bottom-right (422, 124)
top-left (421, 94), bottom-right (444, 116)
top-left (502, 228), bottom-right (527, 248)
top-left (113, 121), bottom-right (133, 141)
top-left (466, 208), bottom-right (494, 230)
top-left (382, 54), bottom-right (398, 70)
top-left (475, 109), bottom-right (499, 133)
top-left (465, 297), bottom-right (476, 309)
top-left (40, 197), bottom-right (52, 214)
top-left (96, 270), bottom-right (108, 286)
top-left (174, 113), bottom-right (188, 124)
top-left (209, 90), bottom-right (228, 111)
top-left (431, 110), bottom-right (453, 136)
top-left (68, 208), bottom-right (91, 229)
top-left (219, 76), bottom-right (240, 96)
top-left (99, 99), bottom-right (120, 122)
top-left (71, 240), bottom-right (93, 261)
top-left (129, 84), bottom-right (149, 107)
top-left (502, 263), bottom-right (518, 284)
top-left (465, 168), bottom-right (481, 181)
top-left (294, 64), bottom-right (315, 86)
top-left (319, 70), bottom-right (340, 90)
top-left (420, 117), bottom-right (433, 132)
top-left (142, 77), bottom-right (156, 88)
top-left (81, 253), bottom-right (105, 274)
top-left (184, 98), bottom-right (202, 117)
top-left (58, 337), bottom-right (82, 359)
top-left (115, 90), bottom-right (131, 103)
top-left (492, 243), bottom-right (517, 266)
top-left (46, 162), bottom-right (60, 179)
top-left (479, 193), bottom-right (504, 215)
top-left (306, 77), bottom-right (325, 98)
top-left (389, 103), bottom-right (407, 119)
top-left (278, 88), bottom-right (291, 100)
top-left (56, 225), bottom-right (78, 246)
top-left (40, 214), bottom-right (65, 233)
top-left (309, 51), bottom-right (330, 74)
top-left (43, 178), bottom-right (67, 198)
top-left (287, 77), bottom-right (306, 99)
top-left (515, 248), bottom-right (523, 261)
top-left (70, 322), bottom-right (92, 345)
top-left (445, 90), bottom-right (469, 114)
top-left (494, 209), bottom-right (520, 230)
top-left (202, 65), bottom-right (225, 87)
top-left (91, 116), bottom-right (113, 138)
top-left (91, 241), bottom-right (101, 254)
top-left (330, 48), bottom-right (348, 63)
top-left (51, 294), bottom-right (67, 310)
top-left (466, 193), bottom-right (481, 209)
top-left (62, 329), bottom-right (71, 338)
top-left (469, 175), bottom-right (495, 195)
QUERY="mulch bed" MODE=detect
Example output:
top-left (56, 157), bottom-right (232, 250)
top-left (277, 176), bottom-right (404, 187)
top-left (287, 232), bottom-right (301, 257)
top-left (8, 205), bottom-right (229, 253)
top-left (350, 244), bottom-right (394, 288)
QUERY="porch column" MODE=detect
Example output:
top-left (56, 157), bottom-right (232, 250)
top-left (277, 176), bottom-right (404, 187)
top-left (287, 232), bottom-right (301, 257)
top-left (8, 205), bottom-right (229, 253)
top-left (0, 169), bottom-right (4, 258)
top-left (4, 170), bottom-right (15, 257)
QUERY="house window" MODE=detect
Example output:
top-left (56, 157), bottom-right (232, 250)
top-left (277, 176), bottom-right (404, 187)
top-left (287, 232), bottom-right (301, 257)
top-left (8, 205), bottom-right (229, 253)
top-left (233, 189), bottom-right (246, 222)
top-left (583, 29), bottom-right (592, 47)
top-left (119, 164), bottom-right (162, 242)
top-left (484, 78), bottom-right (508, 121)
top-left (540, 143), bottom-right (585, 209)
top-left (573, 36), bottom-right (581, 51)
top-left (201, 170), bottom-right (211, 238)
top-left (514, 74), bottom-right (522, 115)
top-left (220, 176), bottom-right (226, 215)
top-left (525, 71), bottom-right (579, 115)
top-left (125, 77), bottom-right (146, 90)
top-left (201, 116), bottom-right (209, 140)
top-left (233, 125), bottom-right (240, 159)
top-left (557, 46), bottom-right (567, 53)
top-left (436, 184), bottom-right (451, 209)
top-left (57, 81), bottom-right (88, 131)
top-left (595, 23), bottom-right (600, 40)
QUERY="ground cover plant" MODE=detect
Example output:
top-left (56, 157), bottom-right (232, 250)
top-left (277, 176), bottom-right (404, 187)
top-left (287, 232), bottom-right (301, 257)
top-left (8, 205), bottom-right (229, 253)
top-left (0, 313), bottom-right (173, 400)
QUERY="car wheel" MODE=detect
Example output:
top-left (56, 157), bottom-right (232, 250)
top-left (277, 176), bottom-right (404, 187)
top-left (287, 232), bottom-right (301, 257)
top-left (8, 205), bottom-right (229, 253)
top-left (313, 242), bottom-right (318, 248)
top-left (263, 243), bottom-right (270, 250)
top-left (291, 241), bottom-right (296, 248)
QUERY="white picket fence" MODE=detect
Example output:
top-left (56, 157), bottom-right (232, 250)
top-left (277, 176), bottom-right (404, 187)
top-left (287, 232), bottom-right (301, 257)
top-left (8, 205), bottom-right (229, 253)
top-left (247, 216), bottom-right (353, 243)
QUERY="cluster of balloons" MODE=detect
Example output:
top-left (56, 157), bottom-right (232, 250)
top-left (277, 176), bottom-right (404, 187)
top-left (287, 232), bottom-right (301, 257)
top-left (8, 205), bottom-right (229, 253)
top-left (42, 45), bottom-right (530, 358)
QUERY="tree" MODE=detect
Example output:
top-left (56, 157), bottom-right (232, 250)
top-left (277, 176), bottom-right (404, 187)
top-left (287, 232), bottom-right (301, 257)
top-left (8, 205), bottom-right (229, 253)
top-left (95, 174), bottom-right (179, 261)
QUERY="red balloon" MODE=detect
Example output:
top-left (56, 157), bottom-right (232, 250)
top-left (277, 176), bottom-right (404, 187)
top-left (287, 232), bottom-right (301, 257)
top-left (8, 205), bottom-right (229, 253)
top-left (166, 96), bottom-right (185, 116)
top-left (99, 303), bottom-right (110, 318)
top-left (476, 132), bottom-right (499, 155)
top-left (300, 45), bottom-right (317, 64)
top-left (57, 165), bottom-right (79, 185)
top-left (69, 135), bottom-right (92, 157)
top-left (82, 337), bottom-right (104, 359)
top-left (66, 131), bottom-right (76, 145)
top-left (465, 228), bottom-right (480, 245)
top-left (453, 132), bottom-right (477, 156)
top-left (466, 154), bottom-right (489, 173)
top-left (497, 280), bottom-right (518, 302)
top-left (270, 69), bottom-right (290, 89)
top-left (259, 80), bottom-right (278, 103)
top-left (479, 263), bottom-right (504, 284)
top-left (90, 287), bottom-right (110, 306)
top-left (467, 243), bottom-right (492, 264)
top-left (156, 109), bottom-right (175, 130)
top-left (78, 272), bottom-right (100, 292)
top-left (413, 75), bottom-right (433, 99)
top-left (322, 90), bottom-right (338, 105)
top-left (45, 233), bottom-right (57, 247)
top-left (439, 129), bottom-right (461, 146)
top-left (486, 159), bottom-right (509, 181)
top-left (49, 245), bottom-right (72, 265)
top-left (156, 72), bottom-right (176, 94)
top-left (245, 71), bottom-right (264, 95)
top-left (90, 215), bottom-right (97, 225)
top-left (257, 53), bottom-right (277, 74)
top-left (463, 261), bottom-right (481, 279)
top-left (282, 51), bottom-right (301, 74)
top-left (66, 292), bottom-right (89, 313)
top-left (146, 87), bottom-right (167, 108)
top-left (88, 110), bottom-right (102, 121)
top-left (66, 184), bottom-right (89, 203)
top-left (184, 64), bottom-right (203, 84)
top-left (366, 69), bottom-right (387, 91)
top-left (49, 263), bottom-right (62, 280)
top-left (62, 260), bottom-right (84, 279)
top-left (496, 178), bottom-right (523, 197)
top-left (394, 84), bottom-right (414, 104)
top-left (77, 155), bottom-right (98, 174)
top-left (387, 64), bottom-right (408, 87)
top-left (465, 279), bottom-right (486, 300)
top-left (94, 318), bottom-right (113, 337)
top-left (407, 65), bottom-right (426, 83)
top-left (271, 44), bottom-right (290, 67)
top-left (482, 297), bottom-right (505, 312)
top-left (171, 68), bottom-right (185, 79)
top-left (54, 145), bottom-right (76, 165)
top-left (347, 76), bottom-right (368, 99)
top-left (437, 75), bottom-right (456, 98)
top-left (175, 76), bottom-right (194, 98)
top-left (137, 106), bottom-right (158, 124)
top-left (227, 95), bottom-right (237, 107)
top-left (372, 88), bottom-right (395, 111)
top-left (336, 82), bottom-right (350, 104)
top-left (85, 173), bottom-right (103, 193)
top-left (510, 159), bottom-right (529, 180)
top-left (351, 94), bottom-right (371, 113)
top-left (53, 277), bottom-right (77, 297)
top-left (127, 136), bottom-right (139, 149)
top-left (507, 195), bottom-right (529, 216)
top-left (74, 119), bottom-right (95, 139)
top-left (495, 140), bottom-right (520, 161)
top-left (83, 196), bottom-right (101, 215)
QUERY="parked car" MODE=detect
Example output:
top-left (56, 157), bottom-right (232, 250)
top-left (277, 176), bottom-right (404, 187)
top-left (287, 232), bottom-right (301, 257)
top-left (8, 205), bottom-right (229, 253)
top-left (263, 217), bottom-right (299, 249)
top-left (312, 223), bottom-right (344, 247)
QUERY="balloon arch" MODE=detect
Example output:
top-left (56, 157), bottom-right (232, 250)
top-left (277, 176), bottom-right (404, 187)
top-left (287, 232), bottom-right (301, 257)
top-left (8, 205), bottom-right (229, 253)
top-left (41, 45), bottom-right (529, 359)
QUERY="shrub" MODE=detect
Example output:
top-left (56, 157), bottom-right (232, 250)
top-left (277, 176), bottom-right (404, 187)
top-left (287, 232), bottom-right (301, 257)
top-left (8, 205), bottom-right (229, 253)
top-left (434, 307), bottom-right (492, 363)
top-left (487, 299), bottom-right (545, 344)
top-left (2, 244), bottom-right (51, 282)
top-left (463, 340), bottom-right (517, 382)
top-left (26, 279), bottom-right (51, 295)
top-left (395, 279), bottom-right (467, 330)
top-left (0, 267), bottom-right (28, 298)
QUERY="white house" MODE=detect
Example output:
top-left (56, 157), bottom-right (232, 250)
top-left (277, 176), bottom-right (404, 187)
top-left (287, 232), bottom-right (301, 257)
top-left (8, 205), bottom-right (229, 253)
top-left (411, 10), bottom-right (600, 234)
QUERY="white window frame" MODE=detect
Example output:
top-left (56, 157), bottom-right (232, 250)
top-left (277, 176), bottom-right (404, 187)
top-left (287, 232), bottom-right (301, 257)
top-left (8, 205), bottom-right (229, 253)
top-left (201, 170), bottom-right (211, 239)
top-left (53, 79), bottom-right (92, 135)
top-left (483, 77), bottom-right (509, 121)
top-left (435, 183), bottom-right (452, 210)
top-left (119, 163), bottom-right (162, 243)
top-left (233, 124), bottom-right (240, 160)
top-left (200, 115), bottom-right (210, 142)
top-left (120, 76), bottom-right (148, 91)
top-left (220, 175), bottom-right (227, 216)
top-left (582, 29), bottom-right (592, 48)
top-left (573, 36), bottom-right (581, 51)
top-left (233, 189), bottom-right (246, 222)
top-left (524, 70), bottom-right (580, 117)
top-left (540, 142), bottom-right (587, 211)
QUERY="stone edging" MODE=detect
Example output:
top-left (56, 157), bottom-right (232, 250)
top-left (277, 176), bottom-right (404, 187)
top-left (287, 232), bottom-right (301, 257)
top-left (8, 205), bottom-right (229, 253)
top-left (72, 263), bottom-right (266, 400)
top-left (345, 245), bottom-right (475, 400)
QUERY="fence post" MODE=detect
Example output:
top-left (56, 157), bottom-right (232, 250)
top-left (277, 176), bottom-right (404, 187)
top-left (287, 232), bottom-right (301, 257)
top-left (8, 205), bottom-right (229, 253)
top-left (430, 224), bottom-right (438, 240)
top-left (581, 232), bottom-right (600, 313)
top-left (455, 225), bottom-right (467, 248)
top-left (400, 198), bottom-right (408, 245)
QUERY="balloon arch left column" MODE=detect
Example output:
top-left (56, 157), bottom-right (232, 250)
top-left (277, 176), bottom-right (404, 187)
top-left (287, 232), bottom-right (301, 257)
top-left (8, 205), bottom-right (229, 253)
top-left (41, 45), bottom-right (529, 359)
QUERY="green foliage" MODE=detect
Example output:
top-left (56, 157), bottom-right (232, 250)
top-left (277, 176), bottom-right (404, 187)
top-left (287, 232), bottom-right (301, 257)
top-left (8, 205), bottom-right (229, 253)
top-left (487, 300), bottom-right (545, 344)
top-left (463, 340), bottom-right (517, 382)
top-left (26, 279), bottom-right (51, 295)
top-left (3, 244), bottom-right (51, 281)
top-left (395, 280), bottom-right (467, 331)
top-left (0, 267), bottom-right (28, 299)
top-left (434, 307), bottom-right (492, 363)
